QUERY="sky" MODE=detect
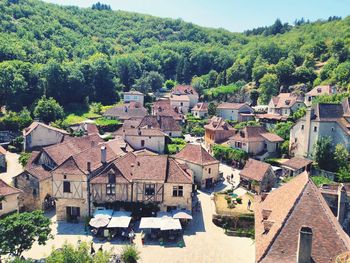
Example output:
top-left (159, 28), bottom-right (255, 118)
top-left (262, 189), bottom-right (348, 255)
top-left (43, 0), bottom-right (350, 32)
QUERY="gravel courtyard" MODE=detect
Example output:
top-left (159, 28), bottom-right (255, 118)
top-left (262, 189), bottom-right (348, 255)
top-left (23, 189), bottom-right (255, 263)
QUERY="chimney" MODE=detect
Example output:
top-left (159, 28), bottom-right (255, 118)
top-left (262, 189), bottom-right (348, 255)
top-left (101, 146), bottom-right (107, 164)
top-left (87, 161), bottom-right (91, 173)
top-left (337, 184), bottom-right (346, 225)
top-left (297, 226), bottom-right (313, 263)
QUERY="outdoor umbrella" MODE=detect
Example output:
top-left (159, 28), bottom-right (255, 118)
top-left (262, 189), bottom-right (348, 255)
top-left (172, 210), bottom-right (193, 220)
top-left (89, 217), bottom-right (110, 228)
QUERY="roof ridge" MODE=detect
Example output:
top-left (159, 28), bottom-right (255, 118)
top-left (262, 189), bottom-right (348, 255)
top-left (258, 173), bottom-right (309, 262)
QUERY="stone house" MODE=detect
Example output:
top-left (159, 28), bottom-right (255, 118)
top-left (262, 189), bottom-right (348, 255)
top-left (103, 102), bottom-right (147, 121)
top-left (254, 172), bottom-right (350, 263)
top-left (289, 98), bottom-right (350, 158)
top-left (191, 102), bottom-right (208, 118)
top-left (204, 117), bottom-right (236, 147)
top-left (267, 93), bottom-right (305, 117)
top-left (281, 157), bottom-right (312, 177)
top-left (23, 122), bottom-right (69, 152)
top-left (115, 127), bottom-right (167, 154)
top-left (305, 85), bottom-right (336, 106)
top-left (152, 99), bottom-right (184, 122)
top-left (124, 90), bottom-right (145, 105)
top-left (239, 159), bottom-right (276, 193)
top-left (216, 103), bottom-right (254, 122)
top-left (174, 144), bottom-right (220, 189)
top-left (171, 85), bottom-right (199, 108)
top-left (169, 94), bottom-right (190, 114)
top-left (68, 122), bottom-right (99, 136)
top-left (227, 126), bottom-right (283, 159)
top-left (0, 179), bottom-right (21, 217)
top-left (122, 115), bottom-right (182, 137)
top-left (52, 144), bottom-right (123, 221)
top-left (0, 146), bottom-right (6, 172)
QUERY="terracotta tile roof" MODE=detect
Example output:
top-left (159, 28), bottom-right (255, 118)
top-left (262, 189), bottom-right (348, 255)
top-left (114, 128), bottom-right (167, 137)
top-left (229, 126), bottom-right (283, 143)
top-left (204, 116), bottom-right (235, 131)
top-left (23, 121), bottom-right (68, 136)
top-left (255, 172), bottom-right (350, 263)
top-left (239, 159), bottom-right (272, 182)
top-left (133, 149), bottom-right (158, 156)
top-left (217, 102), bottom-right (250, 110)
top-left (0, 146), bottom-right (6, 155)
top-left (306, 85), bottom-right (334, 96)
top-left (256, 114), bottom-right (289, 121)
top-left (174, 144), bottom-right (219, 166)
top-left (170, 94), bottom-right (190, 101)
top-left (152, 99), bottom-right (184, 121)
top-left (137, 116), bottom-right (181, 132)
top-left (282, 157), bottom-right (312, 170)
top-left (132, 155), bottom-right (168, 181)
top-left (172, 85), bottom-right (198, 96)
top-left (192, 102), bottom-right (208, 112)
top-left (85, 123), bottom-right (99, 135)
top-left (0, 179), bottom-right (21, 196)
top-left (103, 103), bottom-right (147, 120)
top-left (122, 118), bottom-right (143, 129)
top-left (314, 103), bottom-right (344, 121)
top-left (270, 93), bottom-right (303, 109)
top-left (44, 134), bottom-right (104, 166)
top-left (166, 158), bottom-right (193, 184)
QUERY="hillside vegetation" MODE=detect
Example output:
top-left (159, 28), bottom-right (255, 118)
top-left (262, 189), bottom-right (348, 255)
top-left (0, 0), bottom-right (350, 112)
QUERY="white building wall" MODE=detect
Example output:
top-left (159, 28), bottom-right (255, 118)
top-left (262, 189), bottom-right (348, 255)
top-left (124, 94), bottom-right (144, 105)
top-left (25, 125), bottom-right (65, 151)
top-left (125, 135), bottom-right (165, 154)
top-left (170, 100), bottom-right (190, 114)
top-left (0, 193), bottom-right (20, 216)
top-left (217, 109), bottom-right (238, 121)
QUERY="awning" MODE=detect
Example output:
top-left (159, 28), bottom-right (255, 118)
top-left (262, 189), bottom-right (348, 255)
top-left (89, 217), bottom-right (110, 228)
top-left (160, 217), bottom-right (182, 231)
top-left (106, 211), bottom-right (132, 228)
top-left (172, 210), bottom-right (193, 220)
top-left (93, 209), bottom-right (114, 219)
top-left (139, 217), bottom-right (161, 229)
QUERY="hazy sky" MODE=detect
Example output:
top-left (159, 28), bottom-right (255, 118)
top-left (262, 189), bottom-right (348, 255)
top-left (42, 0), bottom-right (350, 32)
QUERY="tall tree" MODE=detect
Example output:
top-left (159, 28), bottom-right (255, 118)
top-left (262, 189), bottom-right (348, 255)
top-left (34, 96), bottom-right (64, 123)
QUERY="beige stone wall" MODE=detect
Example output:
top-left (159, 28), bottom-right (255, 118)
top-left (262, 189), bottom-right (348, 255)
top-left (260, 168), bottom-right (276, 193)
top-left (162, 183), bottom-right (192, 211)
top-left (91, 183), bottom-right (131, 203)
top-left (15, 173), bottom-right (41, 211)
top-left (125, 135), bottom-right (165, 154)
top-left (170, 99), bottom-right (190, 113)
top-left (132, 181), bottom-right (164, 203)
top-left (25, 125), bottom-right (65, 151)
top-left (56, 198), bottom-right (88, 221)
top-left (0, 193), bottom-right (20, 216)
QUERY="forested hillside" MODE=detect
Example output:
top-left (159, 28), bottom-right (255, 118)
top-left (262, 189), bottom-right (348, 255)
top-left (0, 0), bottom-right (350, 112)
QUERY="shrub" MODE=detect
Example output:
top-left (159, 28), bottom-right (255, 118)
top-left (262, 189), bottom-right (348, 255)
top-left (228, 203), bottom-right (236, 209)
top-left (19, 152), bottom-right (31, 167)
top-left (121, 245), bottom-right (140, 263)
top-left (95, 118), bottom-right (121, 132)
top-left (236, 197), bottom-right (242, 204)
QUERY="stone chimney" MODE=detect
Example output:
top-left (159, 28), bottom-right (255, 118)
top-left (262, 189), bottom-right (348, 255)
top-left (101, 146), bottom-right (107, 164)
top-left (337, 184), bottom-right (346, 226)
top-left (297, 226), bottom-right (313, 263)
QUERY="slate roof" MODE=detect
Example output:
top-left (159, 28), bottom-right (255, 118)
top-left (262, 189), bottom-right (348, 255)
top-left (217, 102), bottom-right (250, 110)
top-left (255, 172), bottom-right (350, 263)
top-left (256, 114), bottom-right (289, 122)
top-left (174, 144), bottom-right (219, 166)
top-left (137, 116), bottom-right (181, 132)
top-left (0, 179), bottom-right (21, 196)
top-left (270, 93), bottom-right (303, 109)
top-left (103, 102), bottom-right (147, 120)
top-left (239, 159), bottom-right (272, 182)
top-left (282, 157), bottom-right (312, 170)
top-left (191, 102), bottom-right (208, 112)
top-left (204, 116), bottom-right (235, 131)
top-left (23, 122), bottom-right (69, 136)
top-left (229, 126), bottom-right (283, 143)
top-left (172, 85), bottom-right (198, 96)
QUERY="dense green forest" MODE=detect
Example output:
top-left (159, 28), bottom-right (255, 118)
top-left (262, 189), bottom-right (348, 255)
top-left (0, 0), bottom-right (350, 113)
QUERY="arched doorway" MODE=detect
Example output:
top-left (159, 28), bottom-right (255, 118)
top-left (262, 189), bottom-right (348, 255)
top-left (43, 194), bottom-right (56, 211)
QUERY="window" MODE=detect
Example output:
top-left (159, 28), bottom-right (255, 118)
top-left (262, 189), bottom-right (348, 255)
top-left (145, 184), bottom-right (155, 196)
top-left (308, 96), bottom-right (312, 102)
top-left (208, 168), bottom-right (211, 174)
top-left (295, 138), bottom-right (298, 143)
top-left (180, 102), bottom-right (183, 106)
top-left (33, 189), bottom-right (37, 196)
top-left (332, 127), bottom-right (334, 131)
top-left (141, 140), bottom-right (145, 147)
top-left (301, 125), bottom-right (304, 130)
top-left (173, 186), bottom-right (183, 197)
top-left (26, 174), bottom-right (29, 180)
top-left (64, 175), bottom-right (67, 179)
top-left (63, 181), bottom-right (71, 193)
top-left (106, 184), bottom-right (115, 195)
top-left (169, 132), bottom-right (172, 137)
top-left (66, 206), bottom-right (80, 217)
top-left (0, 202), bottom-right (2, 210)
top-left (314, 126), bottom-right (317, 132)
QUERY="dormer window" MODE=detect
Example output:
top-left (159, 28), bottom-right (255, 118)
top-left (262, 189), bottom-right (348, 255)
top-left (106, 172), bottom-right (116, 195)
